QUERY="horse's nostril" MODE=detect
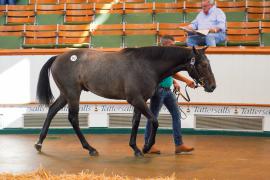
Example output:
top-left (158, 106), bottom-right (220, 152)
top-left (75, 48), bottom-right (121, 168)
top-left (211, 85), bottom-right (216, 91)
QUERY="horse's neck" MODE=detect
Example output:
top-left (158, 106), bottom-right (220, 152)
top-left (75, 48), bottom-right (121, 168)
top-left (154, 49), bottom-right (190, 80)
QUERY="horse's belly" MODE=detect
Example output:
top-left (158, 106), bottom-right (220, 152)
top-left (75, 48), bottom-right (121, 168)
top-left (85, 84), bottom-right (126, 100)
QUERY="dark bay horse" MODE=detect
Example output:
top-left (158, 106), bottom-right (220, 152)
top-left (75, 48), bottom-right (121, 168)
top-left (35, 46), bottom-right (216, 157)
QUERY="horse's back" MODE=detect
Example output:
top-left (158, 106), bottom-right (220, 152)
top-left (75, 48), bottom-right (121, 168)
top-left (50, 49), bottom-right (131, 99)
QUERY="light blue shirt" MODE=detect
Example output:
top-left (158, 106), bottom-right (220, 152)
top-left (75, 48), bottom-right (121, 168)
top-left (191, 5), bottom-right (226, 33)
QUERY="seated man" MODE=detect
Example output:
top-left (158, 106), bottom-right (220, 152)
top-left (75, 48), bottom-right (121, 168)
top-left (184, 0), bottom-right (226, 47)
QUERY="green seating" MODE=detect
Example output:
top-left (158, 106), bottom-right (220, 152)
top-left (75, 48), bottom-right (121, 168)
top-left (124, 13), bottom-right (153, 24)
top-left (16, 0), bottom-right (29, 4)
top-left (154, 0), bottom-right (177, 2)
top-left (64, 4), bottom-right (94, 24)
top-left (261, 22), bottom-right (270, 46)
top-left (36, 14), bottom-right (64, 25)
top-left (155, 12), bottom-right (184, 23)
top-left (58, 24), bottom-right (91, 48)
top-left (124, 3), bottom-right (153, 24)
top-left (226, 22), bottom-right (260, 46)
top-left (94, 3), bottom-right (123, 24)
top-left (0, 25), bottom-right (24, 49)
top-left (0, 6), bottom-right (5, 25)
top-left (262, 33), bottom-right (270, 46)
top-left (94, 13), bottom-right (123, 24)
top-left (91, 35), bottom-right (123, 48)
top-left (90, 24), bottom-right (123, 48)
top-left (0, 36), bottom-right (23, 49)
top-left (217, 1), bottom-right (246, 22)
top-left (36, 4), bottom-right (65, 25)
top-left (154, 3), bottom-right (184, 23)
top-left (124, 35), bottom-right (157, 47)
top-left (225, 11), bottom-right (246, 22)
top-left (124, 24), bottom-right (157, 47)
top-left (185, 2), bottom-right (201, 22)
top-left (247, 1), bottom-right (270, 22)
top-left (6, 5), bottom-right (35, 25)
top-left (22, 25), bottom-right (58, 49)
top-left (0, 14), bottom-right (5, 25)
top-left (185, 10), bottom-right (199, 23)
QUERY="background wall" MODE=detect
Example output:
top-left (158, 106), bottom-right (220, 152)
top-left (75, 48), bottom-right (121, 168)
top-left (0, 53), bottom-right (269, 104)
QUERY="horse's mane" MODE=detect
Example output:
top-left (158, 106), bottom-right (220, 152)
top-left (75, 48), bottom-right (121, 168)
top-left (120, 46), bottom-right (190, 62)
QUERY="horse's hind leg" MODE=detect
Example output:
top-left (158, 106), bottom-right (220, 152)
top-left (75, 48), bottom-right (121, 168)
top-left (68, 97), bottom-right (98, 156)
top-left (129, 108), bottom-right (143, 157)
top-left (35, 95), bottom-right (67, 152)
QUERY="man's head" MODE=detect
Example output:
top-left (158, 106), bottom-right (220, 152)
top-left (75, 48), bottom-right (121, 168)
top-left (160, 35), bottom-right (175, 46)
top-left (202, 0), bottom-right (214, 15)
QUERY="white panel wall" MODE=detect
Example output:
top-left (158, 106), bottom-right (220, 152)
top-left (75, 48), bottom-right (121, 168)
top-left (0, 53), bottom-right (269, 104)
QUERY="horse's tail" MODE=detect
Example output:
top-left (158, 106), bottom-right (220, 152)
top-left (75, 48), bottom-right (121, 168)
top-left (36, 56), bottom-right (57, 106)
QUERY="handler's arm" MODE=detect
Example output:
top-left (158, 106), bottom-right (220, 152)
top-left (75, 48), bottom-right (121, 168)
top-left (173, 73), bottom-right (196, 88)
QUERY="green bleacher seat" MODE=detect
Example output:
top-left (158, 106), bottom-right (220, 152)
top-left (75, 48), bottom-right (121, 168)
top-left (57, 24), bottom-right (90, 48)
top-left (0, 15), bottom-right (5, 25)
top-left (217, 1), bottom-right (246, 22)
top-left (226, 22), bottom-right (260, 46)
top-left (6, 5), bottom-right (35, 25)
top-left (90, 24), bottom-right (123, 48)
top-left (64, 4), bottom-right (94, 25)
top-left (94, 13), bottom-right (123, 24)
top-left (124, 35), bottom-right (157, 47)
top-left (247, 1), bottom-right (270, 22)
top-left (36, 4), bottom-right (65, 25)
top-left (225, 11), bottom-right (246, 22)
top-left (0, 36), bottom-right (23, 49)
top-left (22, 25), bottom-right (58, 49)
top-left (154, 0), bottom-right (177, 2)
top-left (124, 3), bottom-right (153, 24)
top-left (94, 3), bottom-right (123, 24)
top-left (185, 2), bottom-right (201, 22)
top-left (0, 6), bottom-right (5, 25)
top-left (0, 25), bottom-right (24, 49)
top-left (154, 3), bottom-right (184, 23)
top-left (91, 35), bottom-right (123, 48)
top-left (261, 22), bottom-right (270, 46)
top-left (124, 24), bottom-right (157, 47)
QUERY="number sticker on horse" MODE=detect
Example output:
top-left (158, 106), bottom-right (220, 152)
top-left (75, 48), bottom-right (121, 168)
top-left (70, 55), bottom-right (78, 62)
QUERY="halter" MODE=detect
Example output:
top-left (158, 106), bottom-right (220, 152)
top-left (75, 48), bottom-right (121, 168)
top-left (187, 56), bottom-right (205, 88)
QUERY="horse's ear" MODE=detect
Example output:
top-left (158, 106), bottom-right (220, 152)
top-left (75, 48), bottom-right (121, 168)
top-left (202, 46), bottom-right (208, 52)
top-left (192, 46), bottom-right (199, 55)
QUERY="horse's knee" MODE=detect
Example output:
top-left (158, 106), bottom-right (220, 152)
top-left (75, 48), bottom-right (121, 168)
top-left (153, 120), bottom-right (159, 129)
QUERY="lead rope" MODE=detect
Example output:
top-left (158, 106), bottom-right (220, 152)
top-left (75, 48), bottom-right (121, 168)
top-left (173, 85), bottom-right (191, 120)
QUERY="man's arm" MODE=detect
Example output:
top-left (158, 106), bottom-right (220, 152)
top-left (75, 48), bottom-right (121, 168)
top-left (173, 72), bottom-right (196, 88)
top-left (211, 9), bottom-right (226, 33)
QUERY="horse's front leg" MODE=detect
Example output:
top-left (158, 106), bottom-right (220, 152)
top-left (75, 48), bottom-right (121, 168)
top-left (142, 115), bottom-right (159, 154)
top-left (129, 108), bottom-right (143, 157)
top-left (128, 97), bottom-right (159, 155)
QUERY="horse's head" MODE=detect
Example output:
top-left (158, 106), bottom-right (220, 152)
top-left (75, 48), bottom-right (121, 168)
top-left (186, 46), bottom-right (216, 92)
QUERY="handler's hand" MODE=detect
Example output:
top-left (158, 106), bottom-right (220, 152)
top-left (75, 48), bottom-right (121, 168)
top-left (186, 80), bottom-right (196, 88)
top-left (173, 82), bottom-right (181, 91)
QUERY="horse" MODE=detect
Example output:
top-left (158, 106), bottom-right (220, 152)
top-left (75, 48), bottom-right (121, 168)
top-left (35, 46), bottom-right (216, 157)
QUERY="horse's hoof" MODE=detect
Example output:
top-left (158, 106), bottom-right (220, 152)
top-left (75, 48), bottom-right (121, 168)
top-left (135, 151), bottom-right (144, 157)
top-left (142, 145), bottom-right (150, 154)
top-left (89, 150), bottom-right (99, 156)
top-left (34, 143), bottom-right (42, 152)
